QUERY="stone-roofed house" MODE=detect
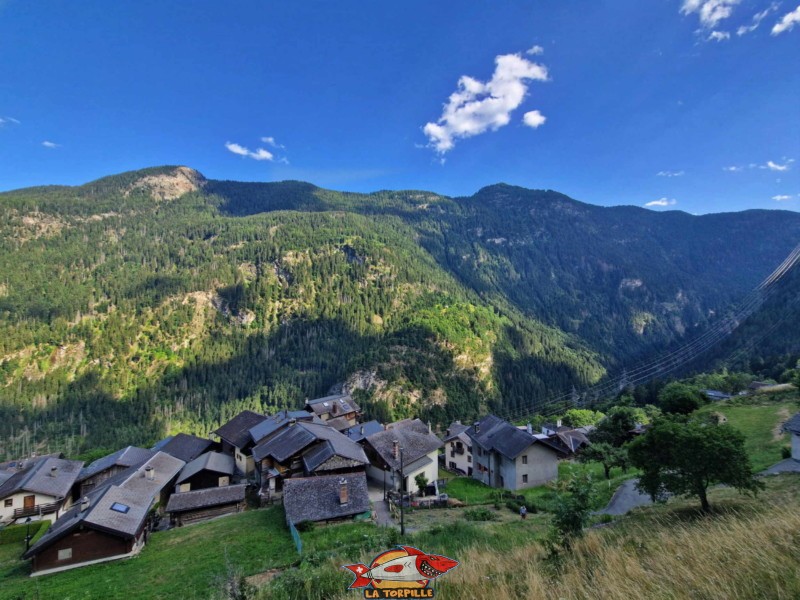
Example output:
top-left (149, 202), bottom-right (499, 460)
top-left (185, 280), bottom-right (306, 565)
top-left (468, 415), bottom-right (567, 490)
top-left (166, 483), bottom-right (246, 527)
top-left (443, 421), bottom-right (472, 475)
top-left (154, 433), bottom-right (214, 463)
top-left (342, 420), bottom-right (383, 443)
top-left (252, 420), bottom-right (369, 503)
top-left (0, 456), bottom-right (84, 525)
top-left (783, 412), bottom-right (800, 461)
top-left (363, 419), bottom-right (442, 495)
top-left (304, 393), bottom-right (361, 429)
top-left (213, 410), bottom-right (268, 477)
top-left (176, 452), bottom-right (235, 492)
top-left (22, 451), bottom-right (185, 575)
top-left (73, 446), bottom-right (155, 499)
top-left (282, 473), bottom-right (370, 525)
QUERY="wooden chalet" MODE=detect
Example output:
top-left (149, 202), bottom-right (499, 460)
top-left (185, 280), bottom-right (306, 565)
top-left (73, 446), bottom-right (154, 500)
top-left (213, 410), bottom-right (269, 477)
top-left (166, 483), bottom-right (246, 527)
top-left (175, 452), bottom-right (235, 492)
top-left (304, 393), bottom-right (361, 430)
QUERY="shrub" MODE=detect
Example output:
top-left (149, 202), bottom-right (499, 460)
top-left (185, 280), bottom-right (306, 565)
top-left (781, 446), bottom-right (792, 460)
top-left (464, 507), bottom-right (500, 522)
top-left (294, 520), bottom-right (315, 533)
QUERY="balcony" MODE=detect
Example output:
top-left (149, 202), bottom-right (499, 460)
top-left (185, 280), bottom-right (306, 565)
top-left (13, 502), bottom-right (61, 520)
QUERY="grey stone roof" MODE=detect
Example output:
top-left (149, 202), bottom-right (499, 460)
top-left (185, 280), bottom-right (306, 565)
top-left (468, 414), bottom-right (562, 460)
top-left (166, 483), bottom-right (246, 513)
top-left (116, 452), bottom-right (185, 497)
top-left (177, 452), bottom-right (235, 484)
top-left (253, 422), bottom-right (317, 463)
top-left (443, 421), bottom-right (470, 443)
top-left (0, 456), bottom-right (83, 501)
top-left (402, 455), bottom-right (434, 475)
top-left (325, 415), bottom-right (352, 431)
top-left (77, 446), bottom-right (155, 483)
top-left (283, 473), bottom-right (369, 524)
top-left (301, 429), bottom-right (369, 473)
top-left (214, 410), bottom-right (267, 449)
top-left (342, 420), bottom-right (383, 443)
top-left (252, 421), bottom-right (368, 468)
top-left (155, 434), bottom-right (214, 463)
top-left (305, 393), bottom-right (360, 418)
top-left (248, 410), bottom-right (320, 445)
top-left (365, 419), bottom-right (443, 471)
top-left (784, 412), bottom-right (800, 435)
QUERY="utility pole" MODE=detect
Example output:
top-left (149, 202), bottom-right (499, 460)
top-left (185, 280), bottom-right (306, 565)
top-left (399, 447), bottom-right (405, 537)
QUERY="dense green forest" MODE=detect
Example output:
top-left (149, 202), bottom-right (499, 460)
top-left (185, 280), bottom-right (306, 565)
top-left (1, 166), bottom-right (798, 459)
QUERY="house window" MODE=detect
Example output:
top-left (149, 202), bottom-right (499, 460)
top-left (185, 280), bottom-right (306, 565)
top-left (58, 548), bottom-right (73, 561)
top-left (522, 474), bottom-right (528, 484)
top-left (3, 499), bottom-right (11, 507)
top-left (467, 455), bottom-right (472, 463)
top-left (110, 503), bottom-right (130, 514)
top-left (522, 455), bottom-right (528, 465)
top-left (449, 461), bottom-right (456, 469)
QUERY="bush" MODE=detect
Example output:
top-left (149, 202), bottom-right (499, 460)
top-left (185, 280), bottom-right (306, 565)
top-left (294, 520), bottom-right (315, 533)
top-left (781, 446), bottom-right (792, 459)
top-left (463, 507), bottom-right (500, 522)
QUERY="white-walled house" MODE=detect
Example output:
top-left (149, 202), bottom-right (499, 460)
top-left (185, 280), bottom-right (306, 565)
top-left (784, 413), bottom-right (800, 460)
top-left (0, 457), bottom-right (84, 525)
top-left (443, 421), bottom-right (472, 476)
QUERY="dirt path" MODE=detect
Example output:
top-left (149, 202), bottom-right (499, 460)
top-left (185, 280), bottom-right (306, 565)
top-left (773, 408), bottom-right (791, 440)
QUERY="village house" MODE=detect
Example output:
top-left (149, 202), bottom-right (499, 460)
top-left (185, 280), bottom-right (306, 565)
top-left (342, 420), bottom-right (383, 443)
top-left (783, 412), bottom-right (800, 461)
top-left (442, 421), bottom-right (472, 475)
top-left (536, 422), bottom-right (591, 456)
top-left (282, 473), bottom-right (370, 525)
top-left (468, 415), bottom-right (566, 490)
top-left (0, 456), bottom-right (84, 525)
top-left (73, 446), bottom-right (154, 500)
top-left (22, 451), bottom-right (185, 575)
top-left (363, 419), bottom-right (442, 495)
top-left (304, 393), bottom-right (361, 430)
top-left (175, 452), bottom-right (235, 492)
top-left (252, 420), bottom-right (369, 503)
top-left (166, 483), bottom-right (247, 527)
top-left (213, 410), bottom-right (269, 477)
top-left (152, 433), bottom-right (215, 463)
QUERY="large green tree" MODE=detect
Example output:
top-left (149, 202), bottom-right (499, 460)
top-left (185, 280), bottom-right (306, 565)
top-left (628, 417), bottom-right (763, 512)
top-left (658, 382), bottom-right (704, 415)
top-left (577, 442), bottom-right (628, 480)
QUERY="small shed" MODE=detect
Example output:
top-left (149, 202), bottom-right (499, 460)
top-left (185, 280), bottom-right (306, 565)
top-left (784, 413), bottom-right (800, 461)
top-left (282, 473), bottom-right (369, 525)
top-left (166, 484), bottom-right (247, 527)
top-left (176, 452), bottom-right (235, 492)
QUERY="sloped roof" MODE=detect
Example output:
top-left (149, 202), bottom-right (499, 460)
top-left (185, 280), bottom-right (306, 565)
top-left (283, 473), bottom-right (369, 524)
top-left (365, 419), bottom-right (442, 471)
top-left (77, 446), bottom-right (155, 483)
top-left (305, 393), bottom-right (360, 418)
top-left (156, 434), bottom-right (214, 463)
top-left (301, 431), bottom-right (369, 473)
top-left (213, 410), bottom-right (268, 449)
top-left (0, 456), bottom-right (83, 501)
top-left (467, 414), bottom-right (563, 460)
top-left (342, 420), bottom-right (383, 443)
top-left (252, 420), bottom-right (368, 466)
top-left (443, 421), bottom-right (470, 443)
top-left (166, 484), bottom-right (246, 513)
top-left (248, 410), bottom-right (320, 445)
top-left (253, 422), bottom-right (317, 463)
top-left (784, 412), bottom-right (800, 435)
top-left (325, 415), bottom-right (352, 431)
top-left (177, 452), bottom-right (235, 484)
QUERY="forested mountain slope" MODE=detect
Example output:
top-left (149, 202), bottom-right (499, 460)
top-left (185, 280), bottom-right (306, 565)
top-left (0, 166), bottom-right (797, 458)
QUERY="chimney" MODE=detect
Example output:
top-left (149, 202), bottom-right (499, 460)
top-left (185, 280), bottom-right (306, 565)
top-left (339, 478), bottom-right (348, 505)
top-left (392, 440), bottom-right (399, 460)
top-left (556, 419), bottom-right (562, 428)
top-left (526, 423), bottom-right (533, 435)
top-left (331, 403), bottom-right (338, 416)
top-left (446, 428), bottom-right (451, 438)
top-left (49, 466), bottom-right (59, 477)
top-left (145, 466), bottom-right (155, 481)
top-left (81, 496), bottom-right (90, 512)
top-left (474, 421), bottom-right (480, 434)
top-left (288, 418), bottom-right (297, 427)
top-left (360, 425), bottom-right (364, 434)
top-left (428, 421), bottom-right (432, 434)
top-left (455, 420), bottom-right (461, 425)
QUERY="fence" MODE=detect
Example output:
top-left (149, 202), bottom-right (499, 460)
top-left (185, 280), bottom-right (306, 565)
top-left (288, 521), bottom-right (302, 556)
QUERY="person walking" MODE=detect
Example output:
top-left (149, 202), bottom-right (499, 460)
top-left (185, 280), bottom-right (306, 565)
top-left (520, 505), bottom-right (527, 519)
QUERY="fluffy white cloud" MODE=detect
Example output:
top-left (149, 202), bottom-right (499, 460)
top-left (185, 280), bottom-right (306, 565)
top-left (42, 140), bottom-right (59, 148)
top-left (707, 30), bottom-right (731, 41)
top-left (765, 159), bottom-right (793, 171)
top-left (773, 194), bottom-right (793, 201)
top-left (525, 45), bottom-right (544, 55)
top-left (423, 53), bottom-right (549, 153)
top-left (772, 5), bottom-right (800, 35)
top-left (681, 0), bottom-right (741, 28)
top-left (522, 110), bottom-right (547, 129)
top-left (657, 170), bottom-right (685, 177)
top-left (225, 141), bottom-right (274, 161)
top-left (737, 3), bottom-right (778, 35)
top-left (645, 198), bottom-right (678, 207)
top-left (261, 136), bottom-right (285, 149)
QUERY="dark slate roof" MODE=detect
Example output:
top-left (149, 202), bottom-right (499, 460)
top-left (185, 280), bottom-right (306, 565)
top-left (443, 421), bottom-right (470, 443)
top-left (467, 414), bottom-right (561, 460)
top-left (342, 420), bottom-right (384, 443)
top-left (784, 412), bottom-right (800, 435)
top-left (77, 446), bottom-right (155, 483)
top-left (252, 422), bottom-right (317, 463)
top-left (301, 430), bottom-right (369, 473)
top-left (305, 393), bottom-right (360, 418)
top-left (156, 434), bottom-right (214, 463)
top-left (403, 455), bottom-right (434, 474)
top-left (365, 419), bottom-right (443, 471)
top-left (325, 415), bottom-right (353, 431)
top-left (248, 410), bottom-right (320, 445)
top-left (177, 452), bottom-right (234, 484)
top-left (166, 483), bottom-right (246, 513)
top-left (214, 410), bottom-right (268, 449)
top-left (252, 421), bottom-right (368, 466)
top-left (0, 457), bottom-right (83, 501)
top-left (283, 473), bottom-right (369, 524)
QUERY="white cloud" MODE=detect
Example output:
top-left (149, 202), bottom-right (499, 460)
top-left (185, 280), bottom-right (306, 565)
top-left (522, 110), bottom-right (547, 129)
top-left (737, 3), bottom-right (779, 35)
top-left (723, 166), bottom-right (743, 172)
top-left (42, 140), bottom-right (59, 148)
top-left (525, 45), bottom-right (544, 56)
top-left (681, 0), bottom-right (741, 28)
top-left (707, 30), bottom-right (731, 41)
top-left (225, 141), bottom-right (274, 161)
top-left (764, 159), bottom-right (794, 171)
top-left (773, 194), bottom-right (793, 201)
top-left (260, 136), bottom-right (285, 149)
top-left (645, 198), bottom-right (678, 207)
top-left (657, 170), bottom-right (685, 177)
top-left (772, 5), bottom-right (800, 35)
top-left (423, 53), bottom-right (549, 153)
top-left (0, 116), bottom-right (20, 126)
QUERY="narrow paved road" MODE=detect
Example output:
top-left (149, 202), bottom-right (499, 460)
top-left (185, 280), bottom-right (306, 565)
top-left (760, 458), bottom-right (800, 475)
top-left (597, 478), bottom-right (653, 515)
top-left (368, 483), bottom-right (397, 527)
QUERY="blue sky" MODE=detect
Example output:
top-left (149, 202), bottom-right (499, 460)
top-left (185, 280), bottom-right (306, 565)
top-left (1, 0), bottom-right (798, 214)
